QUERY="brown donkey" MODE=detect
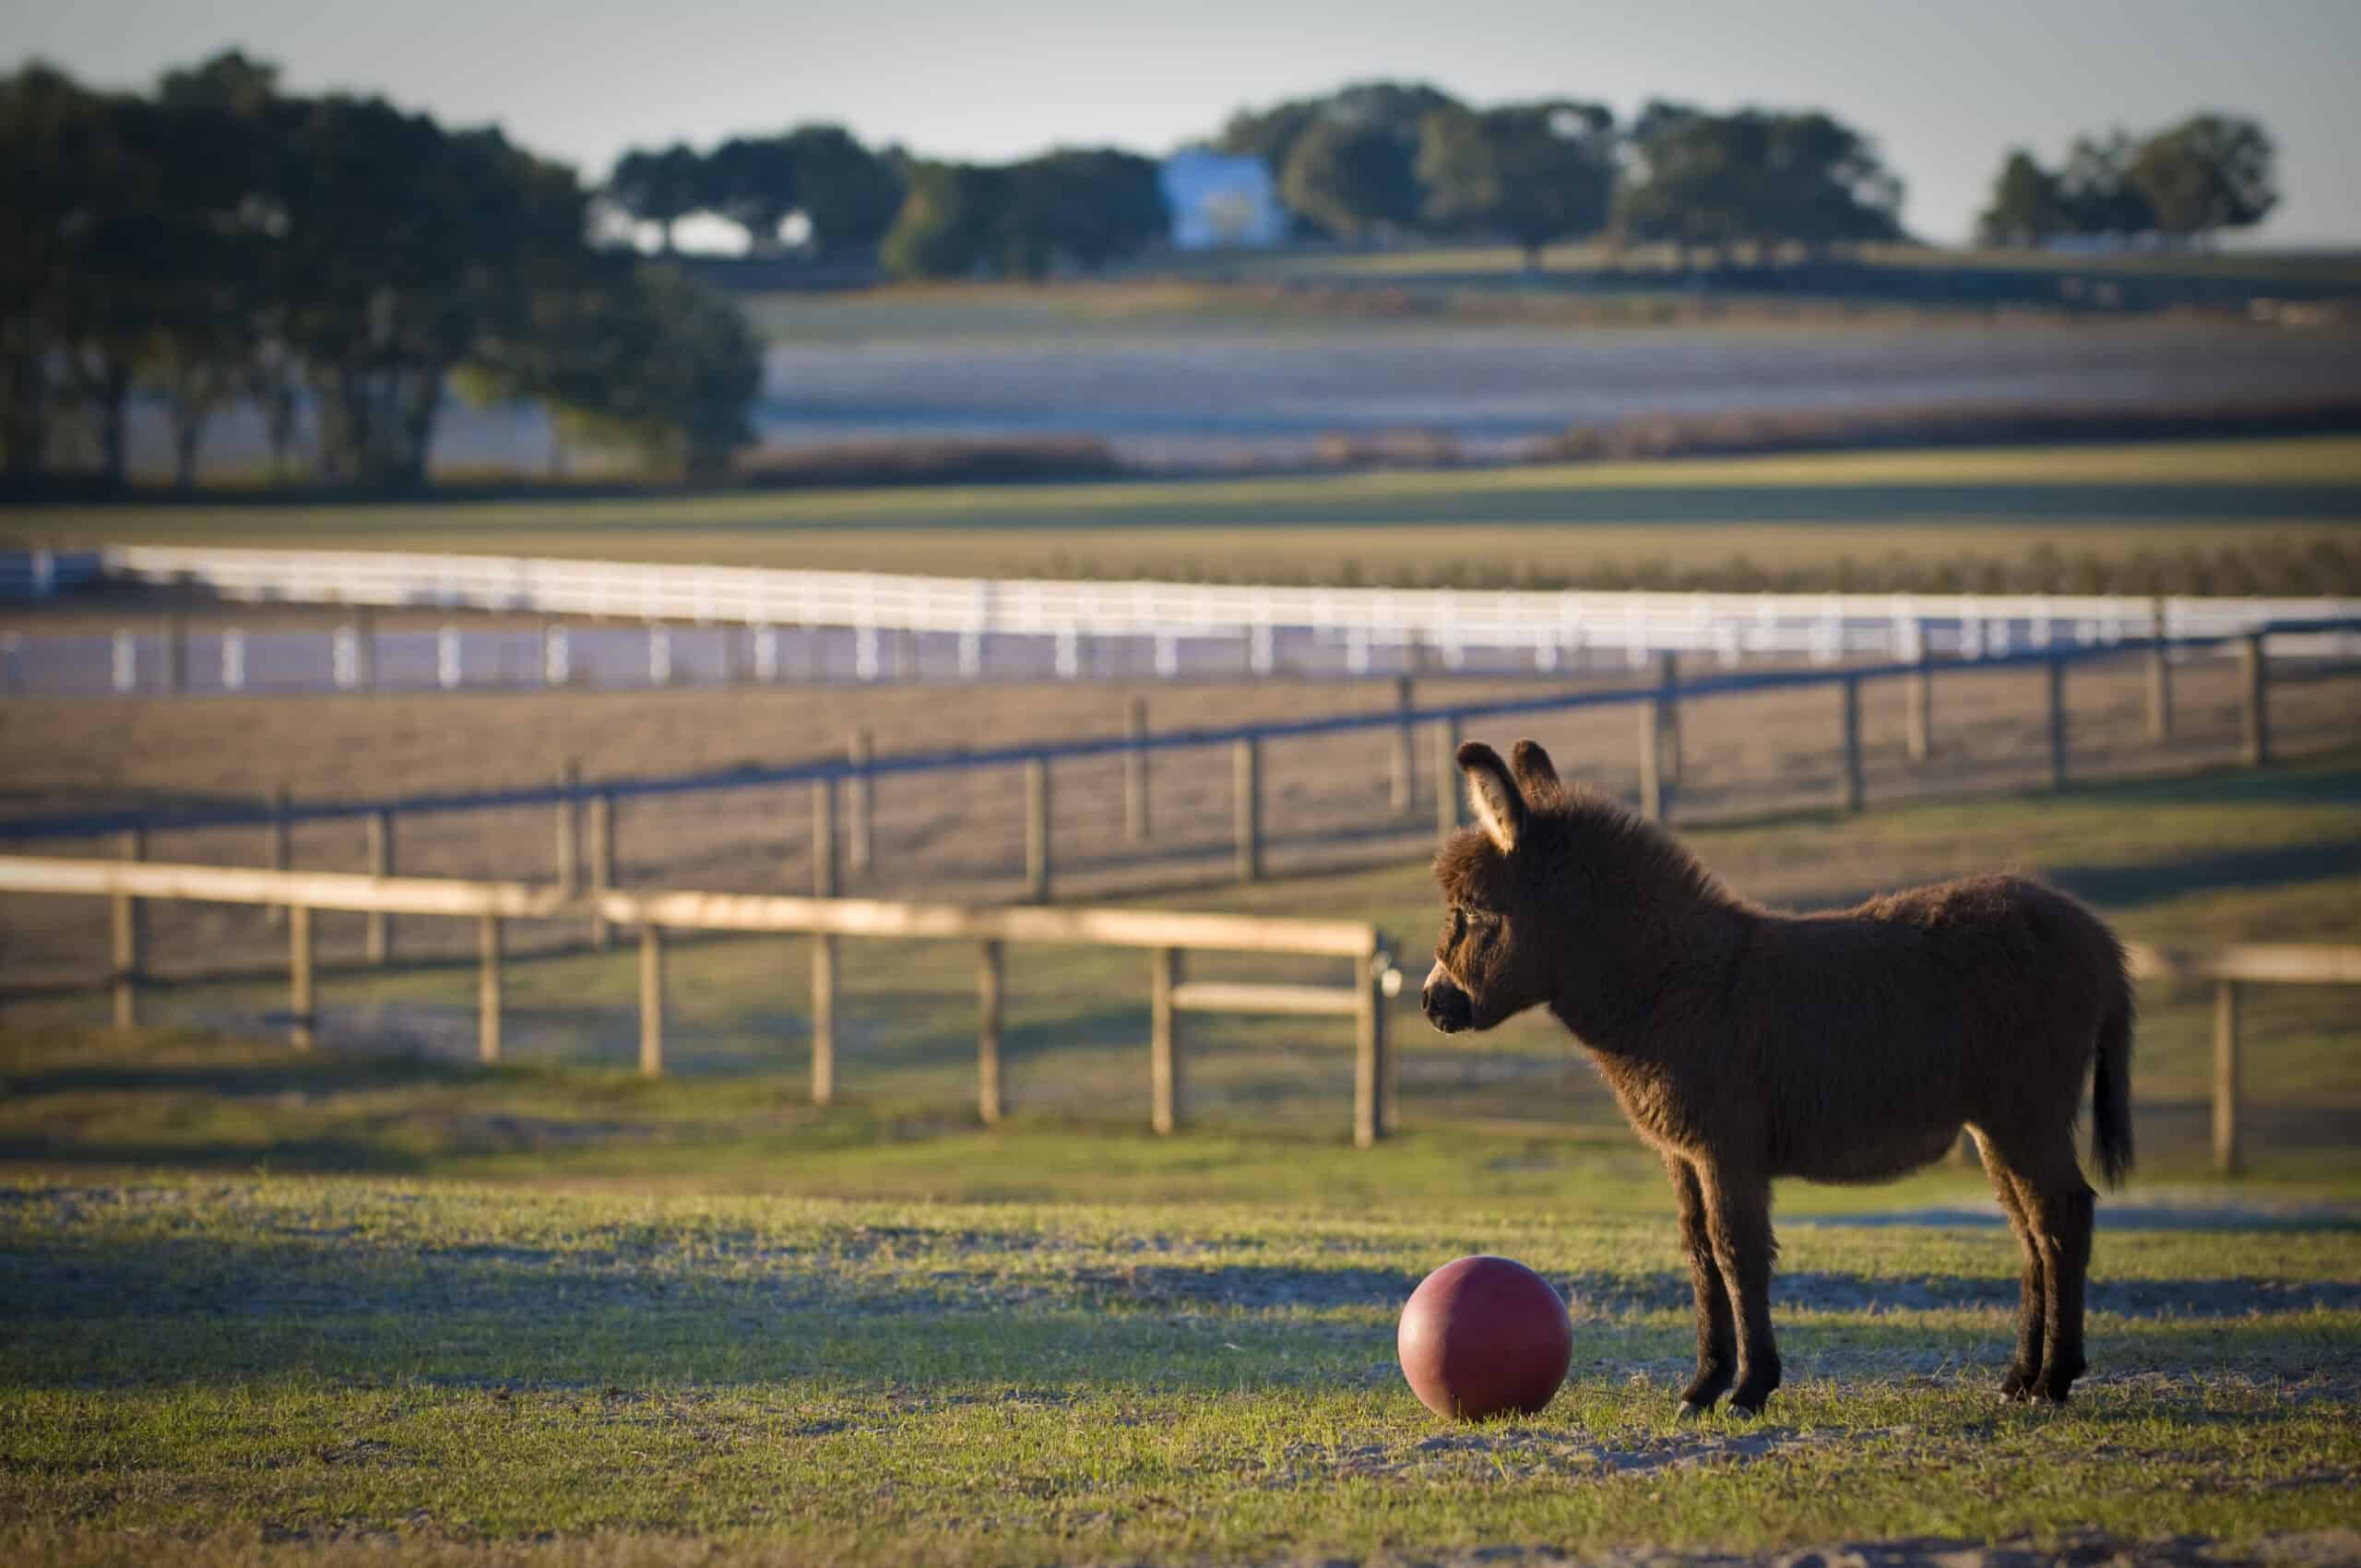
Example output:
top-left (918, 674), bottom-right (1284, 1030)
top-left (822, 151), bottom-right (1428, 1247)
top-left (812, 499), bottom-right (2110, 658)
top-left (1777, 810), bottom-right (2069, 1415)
top-left (1421, 739), bottom-right (2133, 1418)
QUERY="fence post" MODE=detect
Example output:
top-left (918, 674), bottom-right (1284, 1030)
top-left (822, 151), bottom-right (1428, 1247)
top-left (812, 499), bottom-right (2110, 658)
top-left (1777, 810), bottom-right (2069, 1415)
top-left (288, 903), bottom-right (314, 1051)
top-left (1639, 694), bottom-right (1664, 823)
top-left (848, 730), bottom-right (873, 875)
top-left (1150, 946), bottom-right (1180, 1134)
top-left (2146, 597), bottom-right (2173, 743)
top-left (1906, 648), bottom-right (1934, 763)
top-left (2213, 979), bottom-right (2240, 1174)
top-left (638, 924), bottom-right (664, 1076)
top-left (2239, 633), bottom-right (2270, 769)
top-left (1840, 673), bottom-right (1865, 814)
top-left (588, 790), bottom-right (614, 949)
top-left (352, 609), bottom-right (376, 693)
top-left (555, 760), bottom-right (581, 896)
top-left (165, 612), bottom-right (188, 696)
top-left (266, 782), bottom-right (292, 929)
top-left (478, 913), bottom-right (502, 1064)
top-left (812, 934), bottom-right (837, 1105)
top-left (812, 777), bottom-right (838, 898)
top-left (111, 827), bottom-right (145, 1029)
top-left (1433, 712), bottom-right (1463, 839)
top-left (1356, 938), bottom-right (1389, 1149)
top-left (1655, 652), bottom-right (1683, 790)
top-left (1391, 675), bottom-right (1416, 816)
top-left (1025, 757), bottom-right (1051, 903)
top-left (2046, 655), bottom-right (2070, 790)
top-left (977, 940), bottom-right (1003, 1125)
top-left (1233, 737), bottom-right (1262, 883)
top-left (1125, 696), bottom-right (1150, 842)
top-left (364, 809), bottom-right (394, 963)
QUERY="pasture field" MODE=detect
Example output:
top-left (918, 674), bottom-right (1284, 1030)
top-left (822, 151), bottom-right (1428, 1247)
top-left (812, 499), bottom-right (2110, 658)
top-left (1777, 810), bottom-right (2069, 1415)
top-left (4, 757), bottom-right (2358, 1564)
top-left (5, 435), bottom-right (2358, 591)
top-left (7, 754), bottom-right (2357, 1169)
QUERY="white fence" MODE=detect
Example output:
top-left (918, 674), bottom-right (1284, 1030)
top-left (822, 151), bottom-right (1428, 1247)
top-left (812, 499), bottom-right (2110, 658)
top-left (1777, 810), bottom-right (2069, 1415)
top-left (5, 546), bottom-right (2355, 693)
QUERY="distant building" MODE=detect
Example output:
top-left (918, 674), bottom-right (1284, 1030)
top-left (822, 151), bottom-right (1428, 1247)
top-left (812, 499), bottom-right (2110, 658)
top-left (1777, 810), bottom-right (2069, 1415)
top-left (1159, 149), bottom-right (1287, 250)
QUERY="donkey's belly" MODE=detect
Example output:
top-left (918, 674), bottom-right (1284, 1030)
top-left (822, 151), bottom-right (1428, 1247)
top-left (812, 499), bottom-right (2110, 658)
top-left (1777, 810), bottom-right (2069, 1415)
top-left (1776, 1121), bottom-right (1962, 1184)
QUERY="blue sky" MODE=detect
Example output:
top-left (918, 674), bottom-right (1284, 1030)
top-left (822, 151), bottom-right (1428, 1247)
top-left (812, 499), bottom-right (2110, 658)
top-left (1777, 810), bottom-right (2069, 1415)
top-left (15, 0), bottom-right (2361, 245)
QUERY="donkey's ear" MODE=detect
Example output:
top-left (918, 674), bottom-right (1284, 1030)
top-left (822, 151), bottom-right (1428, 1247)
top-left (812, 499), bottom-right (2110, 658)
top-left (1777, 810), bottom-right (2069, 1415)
top-left (1509, 739), bottom-right (1560, 794)
top-left (1456, 741), bottom-right (1526, 854)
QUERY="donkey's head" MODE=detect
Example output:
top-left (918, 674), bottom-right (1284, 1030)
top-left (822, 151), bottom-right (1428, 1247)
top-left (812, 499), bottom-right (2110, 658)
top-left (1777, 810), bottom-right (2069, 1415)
top-left (1422, 738), bottom-right (1572, 1034)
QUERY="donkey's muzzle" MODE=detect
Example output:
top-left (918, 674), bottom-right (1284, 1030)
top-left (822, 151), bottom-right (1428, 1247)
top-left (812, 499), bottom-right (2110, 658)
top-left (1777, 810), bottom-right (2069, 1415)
top-left (1422, 975), bottom-right (1473, 1034)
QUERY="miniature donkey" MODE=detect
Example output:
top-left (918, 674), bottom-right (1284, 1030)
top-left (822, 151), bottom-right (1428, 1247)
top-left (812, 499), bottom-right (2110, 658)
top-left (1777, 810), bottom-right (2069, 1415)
top-left (1422, 739), bottom-right (2133, 1418)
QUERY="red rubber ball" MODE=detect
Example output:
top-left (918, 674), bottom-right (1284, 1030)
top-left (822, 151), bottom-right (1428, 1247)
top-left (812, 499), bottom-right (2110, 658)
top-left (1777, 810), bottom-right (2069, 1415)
top-left (1397, 1254), bottom-right (1573, 1420)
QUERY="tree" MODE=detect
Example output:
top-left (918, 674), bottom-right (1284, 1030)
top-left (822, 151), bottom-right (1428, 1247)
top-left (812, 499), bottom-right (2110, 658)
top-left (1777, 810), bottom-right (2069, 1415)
top-left (142, 52), bottom-right (286, 486)
top-left (703, 134), bottom-right (800, 252)
top-left (1223, 80), bottom-right (1462, 238)
top-left (1279, 117), bottom-right (1418, 244)
top-left (2056, 131), bottom-right (2153, 238)
top-left (1220, 80), bottom-right (1460, 173)
top-left (878, 160), bottom-right (1010, 279)
top-left (2128, 114), bottom-right (2276, 243)
top-left (1613, 107), bottom-right (1903, 257)
top-left (780, 125), bottom-right (903, 255)
top-left (0, 63), bottom-right (104, 477)
top-left (1416, 101), bottom-right (1616, 267)
top-left (607, 142), bottom-right (704, 254)
top-left (1976, 150), bottom-right (2068, 248)
top-left (1001, 148), bottom-right (1167, 276)
top-left (552, 265), bottom-right (759, 480)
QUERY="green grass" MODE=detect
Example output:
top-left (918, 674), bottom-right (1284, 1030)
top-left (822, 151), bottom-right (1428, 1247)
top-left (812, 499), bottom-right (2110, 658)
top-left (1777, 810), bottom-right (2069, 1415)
top-left (1, 1177), bottom-right (2355, 1565)
top-left (5, 435), bottom-right (2356, 588)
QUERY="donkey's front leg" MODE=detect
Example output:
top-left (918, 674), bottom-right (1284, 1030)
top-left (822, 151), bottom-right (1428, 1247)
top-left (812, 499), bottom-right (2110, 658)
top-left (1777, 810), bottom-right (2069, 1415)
top-left (1666, 1154), bottom-right (1736, 1417)
top-left (1697, 1163), bottom-right (1781, 1418)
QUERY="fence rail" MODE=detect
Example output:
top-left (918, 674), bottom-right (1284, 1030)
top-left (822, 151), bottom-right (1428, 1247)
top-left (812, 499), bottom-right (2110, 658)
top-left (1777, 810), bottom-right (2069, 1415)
top-left (5, 547), bottom-right (2355, 691)
top-left (4, 850), bottom-right (2347, 1170)
top-left (0, 853), bottom-right (1399, 1146)
top-left (1, 624), bottom-right (2342, 855)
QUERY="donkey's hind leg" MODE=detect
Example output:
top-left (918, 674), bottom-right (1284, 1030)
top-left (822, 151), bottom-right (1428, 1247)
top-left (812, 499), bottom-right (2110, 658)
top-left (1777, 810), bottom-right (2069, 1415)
top-left (1984, 1130), bottom-right (2095, 1404)
top-left (1666, 1154), bottom-right (1737, 1417)
top-left (1971, 1127), bottom-right (2047, 1401)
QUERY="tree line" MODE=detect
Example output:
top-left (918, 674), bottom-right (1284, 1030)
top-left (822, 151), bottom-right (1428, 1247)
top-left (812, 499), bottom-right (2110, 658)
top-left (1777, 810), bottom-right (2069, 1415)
top-left (2, 53), bottom-right (763, 490)
top-left (610, 84), bottom-right (2281, 279)
top-left (608, 83), bottom-right (1914, 278)
top-left (1976, 115), bottom-right (2277, 247)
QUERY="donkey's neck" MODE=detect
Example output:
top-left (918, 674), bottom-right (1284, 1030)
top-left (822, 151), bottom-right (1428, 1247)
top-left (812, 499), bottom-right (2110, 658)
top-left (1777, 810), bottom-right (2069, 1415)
top-left (1548, 901), bottom-right (1755, 1061)
top-left (1540, 812), bottom-right (1755, 1062)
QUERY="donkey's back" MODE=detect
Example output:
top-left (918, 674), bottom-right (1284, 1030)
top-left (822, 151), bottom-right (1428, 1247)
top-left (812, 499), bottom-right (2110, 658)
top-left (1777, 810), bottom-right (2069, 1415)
top-left (1739, 873), bottom-right (2133, 1184)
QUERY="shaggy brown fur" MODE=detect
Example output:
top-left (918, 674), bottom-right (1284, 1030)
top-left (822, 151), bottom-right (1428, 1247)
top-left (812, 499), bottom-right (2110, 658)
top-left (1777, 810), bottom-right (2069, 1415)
top-left (1422, 739), bottom-right (2134, 1417)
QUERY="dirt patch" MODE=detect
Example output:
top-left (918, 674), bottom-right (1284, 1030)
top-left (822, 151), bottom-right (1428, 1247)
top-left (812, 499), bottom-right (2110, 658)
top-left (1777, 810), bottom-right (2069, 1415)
top-left (1269, 1424), bottom-right (1859, 1488)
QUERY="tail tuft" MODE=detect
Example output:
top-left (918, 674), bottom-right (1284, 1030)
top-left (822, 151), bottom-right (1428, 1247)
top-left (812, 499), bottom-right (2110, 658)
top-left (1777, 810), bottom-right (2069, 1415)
top-left (2093, 994), bottom-right (2135, 1190)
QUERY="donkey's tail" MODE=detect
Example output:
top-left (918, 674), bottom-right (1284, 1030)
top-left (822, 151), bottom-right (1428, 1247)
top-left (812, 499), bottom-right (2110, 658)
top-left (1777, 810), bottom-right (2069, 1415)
top-left (2092, 991), bottom-right (2135, 1191)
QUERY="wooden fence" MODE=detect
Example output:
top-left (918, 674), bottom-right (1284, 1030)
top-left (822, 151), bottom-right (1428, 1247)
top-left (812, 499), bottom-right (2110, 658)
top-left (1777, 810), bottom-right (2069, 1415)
top-left (0, 854), bottom-right (1403, 1148)
top-left (5, 854), bottom-right (2355, 1170)
top-left (8, 628), bottom-right (2351, 924)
